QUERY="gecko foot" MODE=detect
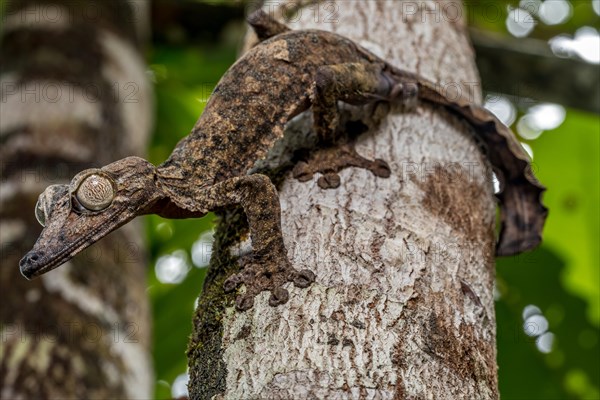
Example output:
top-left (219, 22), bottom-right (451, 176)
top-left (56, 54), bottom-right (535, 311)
top-left (293, 143), bottom-right (391, 189)
top-left (223, 250), bottom-right (315, 311)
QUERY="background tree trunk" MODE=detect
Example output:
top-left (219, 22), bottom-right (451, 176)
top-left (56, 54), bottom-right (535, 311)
top-left (187, 0), bottom-right (498, 398)
top-left (0, 1), bottom-right (153, 397)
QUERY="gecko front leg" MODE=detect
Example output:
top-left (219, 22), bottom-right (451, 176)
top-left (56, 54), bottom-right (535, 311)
top-left (197, 174), bottom-right (315, 310)
top-left (294, 62), bottom-right (412, 188)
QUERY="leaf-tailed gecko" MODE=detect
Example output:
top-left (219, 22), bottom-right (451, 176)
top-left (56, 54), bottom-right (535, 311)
top-left (20, 10), bottom-right (547, 310)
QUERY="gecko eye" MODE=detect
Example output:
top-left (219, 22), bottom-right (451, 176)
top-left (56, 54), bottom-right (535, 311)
top-left (34, 197), bottom-right (46, 227)
top-left (75, 174), bottom-right (115, 211)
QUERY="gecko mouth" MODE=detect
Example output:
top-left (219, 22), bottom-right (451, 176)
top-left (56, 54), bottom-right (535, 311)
top-left (19, 205), bottom-right (129, 279)
top-left (20, 245), bottom-right (83, 279)
top-left (20, 250), bottom-right (54, 279)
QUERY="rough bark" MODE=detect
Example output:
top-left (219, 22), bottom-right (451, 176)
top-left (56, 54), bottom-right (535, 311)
top-left (0, 1), bottom-right (153, 398)
top-left (189, 1), bottom-right (498, 399)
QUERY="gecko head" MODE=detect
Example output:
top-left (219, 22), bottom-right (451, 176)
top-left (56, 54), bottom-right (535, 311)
top-left (19, 156), bottom-right (162, 279)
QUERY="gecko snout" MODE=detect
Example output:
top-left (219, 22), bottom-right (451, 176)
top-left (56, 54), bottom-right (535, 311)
top-left (19, 251), bottom-right (44, 280)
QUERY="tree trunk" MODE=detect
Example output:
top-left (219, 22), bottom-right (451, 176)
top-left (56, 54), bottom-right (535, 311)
top-left (188, 1), bottom-right (498, 398)
top-left (0, 1), bottom-right (153, 398)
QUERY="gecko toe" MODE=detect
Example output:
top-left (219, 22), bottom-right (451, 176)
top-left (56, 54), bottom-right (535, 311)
top-left (225, 249), bottom-right (315, 311)
top-left (269, 287), bottom-right (289, 306)
top-left (371, 159), bottom-right (391, 178)
top-left (317, 173), bottom-right (341, 189)
top-left (292, 161), bottom-right (314, 182)
top-left (236, 295), bottom-right (255, 311)
top-left (223, 274), bottom-right (243, 292)
top-left (293, 269), bottom-right (316, 288)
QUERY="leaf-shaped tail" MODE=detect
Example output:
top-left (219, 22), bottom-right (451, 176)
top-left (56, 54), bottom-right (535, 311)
top-left (416, 81), bottom-right (548, 256)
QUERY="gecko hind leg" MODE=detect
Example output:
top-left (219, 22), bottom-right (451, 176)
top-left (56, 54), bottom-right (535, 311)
top-left (298, 62), bottom-right (416, 188)
top-left (197, 174), bottom-right (315, 311)
top-left (247, 9), bottom-right (291, 42)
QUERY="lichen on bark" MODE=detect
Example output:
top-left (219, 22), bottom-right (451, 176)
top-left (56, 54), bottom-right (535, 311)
top-left (188, 209), bottom-right (248, 398)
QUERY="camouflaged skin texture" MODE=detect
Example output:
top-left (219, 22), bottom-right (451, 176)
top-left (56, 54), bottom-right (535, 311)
top-left (21, 11), bottom-right (546, 311)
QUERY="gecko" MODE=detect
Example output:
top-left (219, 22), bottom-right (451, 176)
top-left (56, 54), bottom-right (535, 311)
top-left (20, 10), bottom-right (547, 311)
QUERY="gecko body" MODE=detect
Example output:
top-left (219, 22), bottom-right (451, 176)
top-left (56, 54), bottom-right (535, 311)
top-left (20, 11), bottom-right (546, 310)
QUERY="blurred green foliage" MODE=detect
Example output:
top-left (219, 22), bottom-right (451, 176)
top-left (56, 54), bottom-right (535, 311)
top-left (495, 108), bottom-right (600, 399)
top-left (469, 0), bottom-right (600, 38)
top-left (147, 41), bottom-right (238, 398)
top-left (146, 2), bottom-right (599, 399)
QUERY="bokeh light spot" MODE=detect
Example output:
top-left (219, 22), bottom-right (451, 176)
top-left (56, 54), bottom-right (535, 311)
top-left (492, 173), bottom-right (501, 194)
top-left (484, 95), bottom-right (517, 126)
top-left (520, 142), bottom-right (534, 160)
top-left (536, 331), bottom-right (555, 353)
top-left (528, 103), bottom-right (566, 131)
top-left (549, 27), bottom-right (600, 64)
top-left (517, 115), bottom-right (544, 140)
top-left (155, 221), bottom-right (174, 241)
top-left (191, 230), bottom-right (215, 268)
top-left (524, 314), bottom-right (549, 337)
top-left (522, 304), bottom-right (542, 320)
top-left (539, 0), bottom-right (572, 25)
top-left (171, 372), bottom-right (189, 399)
top-left (155, 250), bottom-right (191, 284)
top-left (506, 8), bottom-right (536, 37)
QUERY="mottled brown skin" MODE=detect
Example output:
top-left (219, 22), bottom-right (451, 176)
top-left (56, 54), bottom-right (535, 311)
top-left (20, 11), bottom-right (546, 310)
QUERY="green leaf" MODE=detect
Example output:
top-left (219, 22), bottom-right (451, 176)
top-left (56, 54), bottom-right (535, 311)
top-left (526, 109), bottom-right (600, 325)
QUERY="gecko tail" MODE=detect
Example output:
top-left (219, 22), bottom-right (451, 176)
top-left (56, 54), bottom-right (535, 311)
top-left (495, 171), bottom-right (548, 256)
top-left (479, 114), bottom-right (548, 257)
top-left (415, 80), bottom-right (549, 256)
